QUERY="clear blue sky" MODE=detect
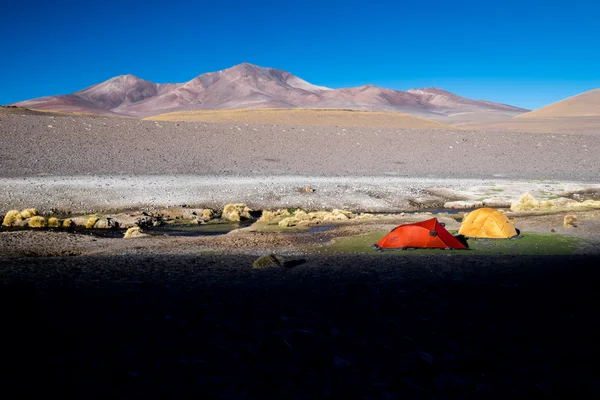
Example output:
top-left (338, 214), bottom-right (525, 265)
top-left (1, 0), bottom-right (599, 109)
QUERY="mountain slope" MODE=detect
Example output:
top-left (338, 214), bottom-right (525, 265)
top-left (13, 63), bottom-right (529, 122)
top-left (516, 89), bottom-right (600, 118)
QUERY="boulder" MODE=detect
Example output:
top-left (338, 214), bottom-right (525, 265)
top-left (252, 254), bottom-right (284, 269)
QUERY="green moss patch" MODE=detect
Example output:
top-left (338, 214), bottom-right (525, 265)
top-left (325, 231), bottom-right (585, 256)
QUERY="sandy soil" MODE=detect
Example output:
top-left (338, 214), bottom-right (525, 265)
top-left (1, 113), bottom-right (598, 180)
top-left (146, 108), bottom-right (450, 129)
top-left (460, 116), bottom-right (600, 134)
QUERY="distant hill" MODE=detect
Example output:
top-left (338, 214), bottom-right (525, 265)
top-left (461, 88), bottom-right (600, 134)
top-left (13, 63), bottom-right (529, 123)
top-left (145, 108), bottom-right (451, 129)
top-left (516, 89), bottom-right (600, 118)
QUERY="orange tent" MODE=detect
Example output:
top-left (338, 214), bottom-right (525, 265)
top-left (373, 218), bottom-right (468, 250)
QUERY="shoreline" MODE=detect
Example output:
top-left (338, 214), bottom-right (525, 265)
top-left (1, 175), bottom-right (599, 214)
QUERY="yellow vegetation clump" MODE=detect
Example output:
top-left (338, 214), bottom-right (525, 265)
top-left (511, 192), bottom-right (600, 213)
top-left (510, 192), bottom-right (540, 212)
top-left (124, 226), bottom-right (147, 239)
top-left (202, 209), bottom-right (214, 219)
top-left (564, 215), bottom-right (577, 228)
top-left (2, 210), bottom-right (22, 227)
top-left (85, 217), bottom-right (99, 229)
top-left (47, 217), bottom-right (60, 228)
top-left (28, 216), bottom-right (47, 228)
top-left (259, 209), bottom-right (291, 223)
top-left (222, 203), bottom-right (253, 222)
top-left (278, 209), bottom-right (356, 227)
top-left (62, 219), bottom-right (74, 228)
top-left (574, 200), bottom-right (600, 209)
top-left (20, 208), bottom-right (37, 219)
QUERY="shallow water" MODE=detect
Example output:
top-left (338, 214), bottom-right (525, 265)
top-left (0, 222), bottom-right (251, 238)
top-left (147, 222), bottom-right (251, 237)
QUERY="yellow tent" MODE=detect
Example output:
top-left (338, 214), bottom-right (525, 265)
top-left (458, 208), bottom-right (519, 239)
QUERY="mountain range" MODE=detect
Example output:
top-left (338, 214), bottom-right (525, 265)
top-left (13, 63), bottom-right (528, 123)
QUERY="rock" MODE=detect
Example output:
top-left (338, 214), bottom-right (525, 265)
top-left (444, 201), bottom-right (484, 210)
top-left (252, 254), bottom-right (284, 269)
top-left (136, 215), bottom-right (162, 228)
top-left (481, 198), bottom-right (512, 208)
top-left (93, 218), bottom-right (113, 229)
top-left (305, 186), bottom-right (315, 193)
top-left (222, 203), bottom-right (253, 222)
top-left (194, 209), bottom-right (214, 224)
top-left (564, 215), bottom-right (577, 228)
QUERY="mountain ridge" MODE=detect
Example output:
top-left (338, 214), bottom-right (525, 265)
top-left (13, 63), bottom-right (530, 122)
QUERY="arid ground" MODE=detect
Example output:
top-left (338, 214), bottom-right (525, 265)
top-left (2, 108), bottom-right (600, 398)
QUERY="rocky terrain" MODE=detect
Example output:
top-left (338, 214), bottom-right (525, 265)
top-left (2, 106), bottom-right (600, 398)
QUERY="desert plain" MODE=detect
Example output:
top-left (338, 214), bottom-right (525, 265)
top-left (2, 87), bottom-right (600, 398)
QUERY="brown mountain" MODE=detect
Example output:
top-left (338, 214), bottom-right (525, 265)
top-left (13, 63), bottom-right (529, 122)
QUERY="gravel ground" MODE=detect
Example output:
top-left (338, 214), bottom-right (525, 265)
top-left (1, 113), bottom-right (599, 180)
top-left (2, 253), bottom-right (599, 398)
top-left (1, 112), bottom-right (599, 212)
top-left (2, 111), bottom-right (600, 398)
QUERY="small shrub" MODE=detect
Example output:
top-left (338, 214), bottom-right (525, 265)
top-left (20, 208), bottom-right (37, 219)
top-left (28, 216), bottom-right (47, 228)
top-left (47, 217), bottom-right (60, 228)
top-left (2, 210), bottom-right (22, 227)
top-left (85, 217), bottom-right (99, 229)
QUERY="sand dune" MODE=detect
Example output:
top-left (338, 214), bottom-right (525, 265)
top-left (145, 108), bottom-right (451, 129)
top-left (461, 88), bottom-right (600, 134)
top-left (461, 116), bottom-right (600, 135)
top-left (517, 89), bottom-right (600, 118)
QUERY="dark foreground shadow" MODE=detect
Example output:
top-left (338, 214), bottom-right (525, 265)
top-left (1, 254), bottom-right (599, 398)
